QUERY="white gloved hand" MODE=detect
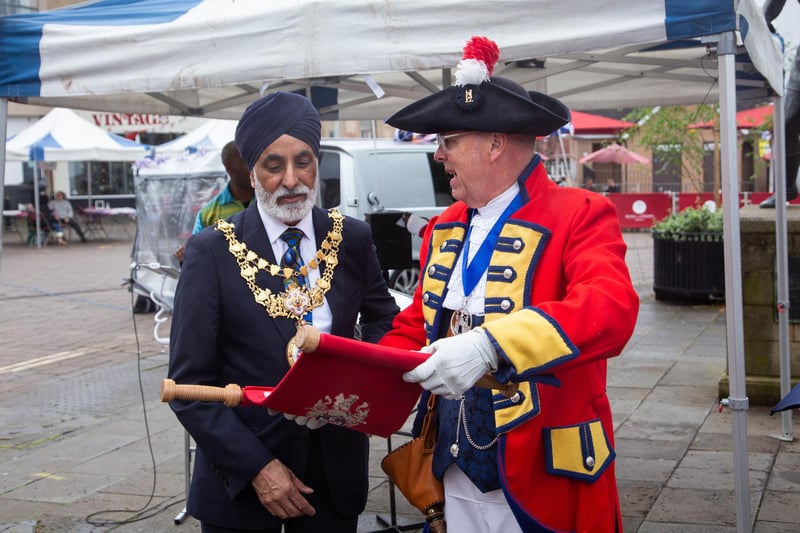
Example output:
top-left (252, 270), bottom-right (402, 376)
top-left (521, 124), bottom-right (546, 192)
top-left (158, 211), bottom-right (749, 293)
top-left (268, 409), bottom-right (327, 429)
top-left (403, 328), bottom-right (498, 399)
top-left (405, 214), bottom-right (429, 237)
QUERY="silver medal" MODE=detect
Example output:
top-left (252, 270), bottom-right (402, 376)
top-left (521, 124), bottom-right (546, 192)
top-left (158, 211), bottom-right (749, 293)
top-left (450, 307), bottom-right (472, 335)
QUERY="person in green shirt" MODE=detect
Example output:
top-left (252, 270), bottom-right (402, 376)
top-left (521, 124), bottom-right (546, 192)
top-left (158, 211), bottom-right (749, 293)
top-left (175, 141), bottom-right (254, 262)
top-left (192, 141), bottom-right (254, 232)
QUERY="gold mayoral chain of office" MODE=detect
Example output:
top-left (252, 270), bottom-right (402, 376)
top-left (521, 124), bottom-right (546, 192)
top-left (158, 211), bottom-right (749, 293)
top-left (215, 209), bottom-right (343, 325)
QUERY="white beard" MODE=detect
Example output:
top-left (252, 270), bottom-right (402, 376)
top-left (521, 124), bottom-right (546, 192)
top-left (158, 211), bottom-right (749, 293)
top-left (255, 178), bottom-right (318, 224)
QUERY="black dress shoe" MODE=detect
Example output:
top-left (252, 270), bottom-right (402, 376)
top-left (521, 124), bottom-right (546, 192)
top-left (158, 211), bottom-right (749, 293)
top-left (759, 184), bottom-right (799, 208)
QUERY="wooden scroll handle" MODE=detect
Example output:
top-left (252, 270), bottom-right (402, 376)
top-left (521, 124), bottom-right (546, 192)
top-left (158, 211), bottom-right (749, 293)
top-left (475, 374), bottom-right (520, 399)
top-left (160, 378), bottom-right (243, 407)
top-left (293, 323), bottom-right (321, 352)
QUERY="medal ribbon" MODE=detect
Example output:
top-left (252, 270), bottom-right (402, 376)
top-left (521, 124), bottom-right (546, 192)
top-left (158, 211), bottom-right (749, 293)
top-left (461, 193), bottom-right (523, 298)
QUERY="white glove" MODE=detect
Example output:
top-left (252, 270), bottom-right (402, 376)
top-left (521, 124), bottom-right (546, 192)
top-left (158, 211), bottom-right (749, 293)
top-left (268, 409), bottom-right (327, 429)
top-left (403, 328), bottom-right (498, 399)
top-left (405, 214), bottom-right (428, 237)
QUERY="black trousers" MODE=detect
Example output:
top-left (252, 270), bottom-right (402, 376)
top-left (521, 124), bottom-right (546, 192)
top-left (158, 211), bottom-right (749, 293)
top-left (200, 432), bottom-right (358, 533)
top-left (60, 218), bottom-right (87, 241)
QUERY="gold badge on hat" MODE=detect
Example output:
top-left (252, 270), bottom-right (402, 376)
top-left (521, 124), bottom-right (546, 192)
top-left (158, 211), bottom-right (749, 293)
top-left (453, 36), bottom-right (499, 111)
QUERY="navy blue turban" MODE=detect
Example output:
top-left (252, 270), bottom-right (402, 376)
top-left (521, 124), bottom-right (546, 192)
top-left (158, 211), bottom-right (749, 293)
top-left (235, 92), bottom-right (321, 170)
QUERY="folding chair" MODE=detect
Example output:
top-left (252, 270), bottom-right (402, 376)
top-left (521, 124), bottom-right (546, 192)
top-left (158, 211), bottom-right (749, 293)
top-left (78, 206), bottom-right (109, 240)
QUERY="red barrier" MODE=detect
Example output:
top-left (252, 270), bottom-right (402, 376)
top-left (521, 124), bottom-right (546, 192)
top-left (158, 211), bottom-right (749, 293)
top-left (607, 193), bottom-right (673, 229)
top-left (746, 192), bottom-right (800, 206)
top-left (679, 193), bottom-right (756, 210)
top-left (747, 192), bottom-right (772, 205)
top-left (678, 193), bottom-right (716, 211)
top-left (608, 192), bottom-right (798, 229)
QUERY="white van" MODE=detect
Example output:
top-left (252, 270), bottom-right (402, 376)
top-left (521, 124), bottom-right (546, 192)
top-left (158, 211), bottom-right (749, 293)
top-left (318, 138), bottom-right (454, 293)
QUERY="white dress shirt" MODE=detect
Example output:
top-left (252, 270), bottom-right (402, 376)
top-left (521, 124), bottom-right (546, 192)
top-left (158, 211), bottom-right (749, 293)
top-left (257, 208), bottom-right (333, 333)
top-left (443, 183), bottom-right (521, 315)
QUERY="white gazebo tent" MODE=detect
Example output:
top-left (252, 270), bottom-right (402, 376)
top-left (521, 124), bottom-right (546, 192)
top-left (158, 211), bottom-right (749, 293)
top-left (152, 118), bottom-right (238, 158)
top-left (5, 107), bottom-right (149, 246)
top-left (0, 1), bottom-right (790, 529)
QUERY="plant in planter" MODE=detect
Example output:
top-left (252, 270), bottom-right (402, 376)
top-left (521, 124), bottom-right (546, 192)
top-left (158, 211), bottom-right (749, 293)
top-left (651, 206), bottom-right (725, 301)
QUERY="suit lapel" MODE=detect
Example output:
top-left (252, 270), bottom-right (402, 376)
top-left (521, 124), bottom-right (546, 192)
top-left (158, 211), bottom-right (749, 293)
top-left (312, 207), bottom-right (342, 331)
top-left (311, 206), bottom-right (333, 265)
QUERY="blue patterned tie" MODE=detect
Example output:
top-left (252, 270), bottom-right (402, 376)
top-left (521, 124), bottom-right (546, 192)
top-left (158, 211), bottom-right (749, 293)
top-left (280, 228), bottom-right (306, 289)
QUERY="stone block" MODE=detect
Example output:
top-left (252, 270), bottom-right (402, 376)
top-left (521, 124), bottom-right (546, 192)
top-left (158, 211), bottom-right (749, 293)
top-left (735, 206), bottom-right (800, 405)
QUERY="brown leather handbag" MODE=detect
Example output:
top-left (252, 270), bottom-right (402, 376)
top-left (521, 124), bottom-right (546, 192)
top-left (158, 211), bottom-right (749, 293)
top-left (381, 394), bottom-right (446, 532)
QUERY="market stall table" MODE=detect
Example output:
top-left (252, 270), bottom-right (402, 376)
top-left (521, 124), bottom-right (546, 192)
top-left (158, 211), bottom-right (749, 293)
top-left (78, 206), bottom-right (137, 240)
top-left (2, 209), bottom-right (28, 242)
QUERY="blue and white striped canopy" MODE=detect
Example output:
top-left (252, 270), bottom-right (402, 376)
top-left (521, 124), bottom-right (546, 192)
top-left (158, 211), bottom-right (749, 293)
top-left (6, 107), bottom-right (149, 162)
top-left (0, 0), bottom-right (784, 120)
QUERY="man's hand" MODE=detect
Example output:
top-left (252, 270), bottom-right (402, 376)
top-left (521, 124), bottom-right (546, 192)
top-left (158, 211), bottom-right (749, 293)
top-left (174, 244), bottom-right (186, 263)
top-left (252, 458), bottom-right (315, 519)
top-left (403, 328), bottom-right (498, 399)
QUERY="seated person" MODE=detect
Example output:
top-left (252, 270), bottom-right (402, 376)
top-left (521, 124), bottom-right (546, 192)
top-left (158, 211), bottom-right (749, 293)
top-left (27, 200), bottom-right (66, 245)
top-left (49, 190), bottom-right (88, 243)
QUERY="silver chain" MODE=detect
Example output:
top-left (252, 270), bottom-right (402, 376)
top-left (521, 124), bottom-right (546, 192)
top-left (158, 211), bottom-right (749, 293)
top-left (457, 396), bottom-right (497, 451)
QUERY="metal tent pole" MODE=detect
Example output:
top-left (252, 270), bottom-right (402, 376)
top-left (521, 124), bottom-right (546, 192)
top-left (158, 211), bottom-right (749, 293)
top-left (33, 163), bottom-right (42, 248)
top-left (718, 30), bottom-right (752, 532)
top-left (0, 98), bottom-right (7, 260)
top-left (771, 93), bottom-right (794, 441)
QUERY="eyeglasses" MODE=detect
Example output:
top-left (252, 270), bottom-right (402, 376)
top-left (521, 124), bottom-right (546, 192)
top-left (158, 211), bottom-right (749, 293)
top-left (436, 132), bottom-right (480, 155)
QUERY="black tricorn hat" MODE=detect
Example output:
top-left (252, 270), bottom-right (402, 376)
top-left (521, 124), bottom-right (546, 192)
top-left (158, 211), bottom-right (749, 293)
top-left (386, 36), bottom-right (570, 137)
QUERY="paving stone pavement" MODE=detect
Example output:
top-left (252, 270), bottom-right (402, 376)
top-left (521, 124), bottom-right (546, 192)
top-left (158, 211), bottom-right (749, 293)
top-left (0, 223), bottom-right (798, 532)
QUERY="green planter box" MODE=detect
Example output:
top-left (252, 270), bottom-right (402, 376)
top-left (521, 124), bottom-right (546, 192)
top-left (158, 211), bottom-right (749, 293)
top-left (652, 232), bottom-right (725, 301)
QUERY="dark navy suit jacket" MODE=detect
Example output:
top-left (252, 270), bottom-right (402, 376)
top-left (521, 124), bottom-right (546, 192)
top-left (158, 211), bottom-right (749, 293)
top-left (168, 204), bottom-right (399, 529)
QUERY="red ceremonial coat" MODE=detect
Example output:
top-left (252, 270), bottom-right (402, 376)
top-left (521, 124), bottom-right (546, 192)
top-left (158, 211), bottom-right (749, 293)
top-left (380, 159), bottom-right (639, 532)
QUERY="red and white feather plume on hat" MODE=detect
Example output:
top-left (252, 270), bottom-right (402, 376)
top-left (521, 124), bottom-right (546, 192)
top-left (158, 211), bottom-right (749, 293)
top-left (455, 36), bottom-right (500, 87)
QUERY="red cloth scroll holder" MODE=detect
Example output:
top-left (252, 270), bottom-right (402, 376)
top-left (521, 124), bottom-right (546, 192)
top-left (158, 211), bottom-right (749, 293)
top-left (161, 325), bottom-right (426, 437)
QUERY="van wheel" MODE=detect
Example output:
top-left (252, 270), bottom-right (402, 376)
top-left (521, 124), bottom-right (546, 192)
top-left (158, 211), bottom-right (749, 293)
top-left (133, 294), bottom-right (157, 314)
top-left (389, 264), bottom-right (419, 295)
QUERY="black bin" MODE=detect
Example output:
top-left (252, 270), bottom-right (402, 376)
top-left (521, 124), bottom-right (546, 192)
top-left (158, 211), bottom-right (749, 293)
top-left (653, 232), bottom-right (725, 301)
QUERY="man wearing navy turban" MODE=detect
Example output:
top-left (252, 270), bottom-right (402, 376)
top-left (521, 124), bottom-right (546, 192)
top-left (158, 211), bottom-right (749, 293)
top-left (167, 92), bottom-right (399, 532)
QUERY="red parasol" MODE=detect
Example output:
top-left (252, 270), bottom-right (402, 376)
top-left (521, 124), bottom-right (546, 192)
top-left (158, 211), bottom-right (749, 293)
top-left (579, 143), bottom-right (651, 165)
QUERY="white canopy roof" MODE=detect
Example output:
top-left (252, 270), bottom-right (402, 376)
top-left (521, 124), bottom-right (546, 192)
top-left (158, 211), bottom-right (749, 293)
top-left (152, 119), bottom-right (238, 156)
top-left (134, 118), bottom-right (237, 176)
top-left (0, 0), bottom-right (783, 121)
top-left (6, 107), bottom-right (149, 162)
top-left (136, 149), bottom-right (226, 177)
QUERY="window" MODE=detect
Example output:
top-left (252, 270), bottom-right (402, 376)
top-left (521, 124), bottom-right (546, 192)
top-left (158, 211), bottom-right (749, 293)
top-left (68, 161), bottom-right (135, 197)
top-left (427, 153), bottom-right (454, 206)
top-left (652, 144), bottom-right (682, 193)
top-left (0, 0), bottom-right (37, 16)
top-left (363, 152), bottom-right (436, 209)
top-left (317, 151), bottom-right (341, 208)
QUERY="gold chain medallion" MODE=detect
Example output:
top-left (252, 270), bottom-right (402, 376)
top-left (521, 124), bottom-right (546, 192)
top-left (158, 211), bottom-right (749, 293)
top-left (216, 210), bottom-right (344, 365)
